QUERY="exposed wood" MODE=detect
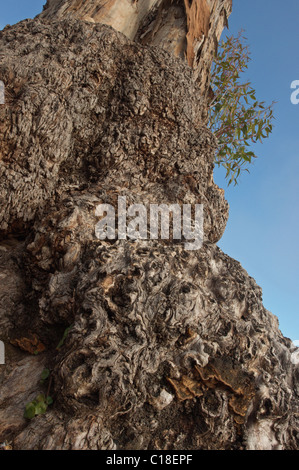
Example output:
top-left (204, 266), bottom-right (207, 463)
top-left (184, 0), bottom-right (210, 68)
top-left (39, 0), bottom-right (232, 95)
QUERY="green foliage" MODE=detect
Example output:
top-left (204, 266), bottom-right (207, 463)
top-left (40, 368), bottom-right (50, 384)
top-left (24, 394), bottom-right (53, 420)
top-left (208, 31), bottom-right (275, 185)
top-left (24, 369), bottom-right (53, 420)
top-left (56, 325), bottom-right (73, 350)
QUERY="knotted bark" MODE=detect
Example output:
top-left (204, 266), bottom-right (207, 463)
top-left (0, 1), bottom-right (298, 451)
top-left (39, 0), bottom-right (232, 95)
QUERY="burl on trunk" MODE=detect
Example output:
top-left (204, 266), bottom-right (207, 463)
top-left (0, 0), bottom-right (298, 451)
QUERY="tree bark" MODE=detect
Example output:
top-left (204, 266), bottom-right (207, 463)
top-left (39, 0), bottom-right (232, 96)
top-left (0, 1), bottom-right (298, 451)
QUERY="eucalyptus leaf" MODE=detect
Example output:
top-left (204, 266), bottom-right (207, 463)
top-left (208, 31), bottom-right (275, 185)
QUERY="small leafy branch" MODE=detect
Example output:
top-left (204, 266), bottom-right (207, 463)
top-left (208, 31), bottom-right (275, 185)
top-left (24, 369), bottom-right (53, 420)
top-left (56, 325), bottom-right (73, 350)
top-left (24, 324), bottom-right (74, 419)
top-left (24, 393), bottom-right (53, 420)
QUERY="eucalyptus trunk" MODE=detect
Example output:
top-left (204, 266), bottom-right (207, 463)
top-left (0, 0), bottom-right (298, 450)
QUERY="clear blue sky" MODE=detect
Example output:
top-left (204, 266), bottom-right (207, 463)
top-left (214, 0), bottom-right (299, 343)
top-left (0, 1), bottom-right (298, 341)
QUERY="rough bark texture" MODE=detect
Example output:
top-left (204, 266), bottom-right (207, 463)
top-left (0, 1), bottom-right (298, 451)
top-left (39, 0), bottom-right (232, 96)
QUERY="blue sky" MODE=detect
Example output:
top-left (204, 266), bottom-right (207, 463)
top-left (214, 0), bottom-right (299, 342)
top-left (0, 1), bottom-right (298, 341)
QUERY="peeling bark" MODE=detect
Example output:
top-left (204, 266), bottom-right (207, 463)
top-left (184, 0), bottom-right (210, 68)
top-left (39, 0), bottom-right (232, 96)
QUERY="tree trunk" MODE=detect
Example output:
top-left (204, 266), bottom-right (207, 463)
top-left (39, 0), bottom-right (232, 95)
top-left (0, 1), bottom-right (298, 450)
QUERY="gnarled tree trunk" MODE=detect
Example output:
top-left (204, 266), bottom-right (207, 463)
top-left (39, 0), bottom-right (232, 96)
top-left (0, 0), bottom-right (298, 450)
